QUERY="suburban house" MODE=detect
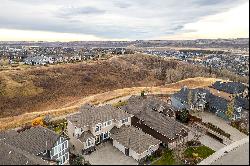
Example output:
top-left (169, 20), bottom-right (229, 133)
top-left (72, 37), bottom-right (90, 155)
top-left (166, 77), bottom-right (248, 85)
top-left (110, 126), bottom-right (161, 162)
top-left (69, 54), bottom-right (82, 61)
top-left (0, 140), bottom-right (48, 165)
top-left (24, 55), bottom-right (50, 65)
top-left (171, 87), bottom-right (249, 121)
top-left (210, 81), bottom-right (249, 98)
top-left (121, 96), bottom-right (189, 149)
top-left (0, 126), bottom-right (69, 165)
top-left (66, 104), bottom-right (161, 162)
top-left (171, 87), bottom-right (210, 112)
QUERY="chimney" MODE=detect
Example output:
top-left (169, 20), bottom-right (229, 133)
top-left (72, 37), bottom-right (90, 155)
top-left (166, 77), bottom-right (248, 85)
top-left (183, 86), bottom-right (188, 91)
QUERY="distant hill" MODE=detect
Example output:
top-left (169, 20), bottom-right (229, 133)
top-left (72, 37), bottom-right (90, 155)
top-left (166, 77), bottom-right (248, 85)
top-left (0, 38), bottom-right (248, 49)
top-left (0, 54), bottom-right (248, 118)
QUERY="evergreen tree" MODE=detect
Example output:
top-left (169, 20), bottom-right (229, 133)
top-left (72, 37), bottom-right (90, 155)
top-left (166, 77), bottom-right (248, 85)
top-left (226, 97), bottom-right (235, 120)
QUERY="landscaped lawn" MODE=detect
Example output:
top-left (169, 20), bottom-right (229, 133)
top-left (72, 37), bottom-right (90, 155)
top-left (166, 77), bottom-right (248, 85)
top-left (184, 145), bottom-right (215, 159)
top-left (49, 119), bottom-right (67, 134)
top-left (152, 150), bottom-right (181, 165)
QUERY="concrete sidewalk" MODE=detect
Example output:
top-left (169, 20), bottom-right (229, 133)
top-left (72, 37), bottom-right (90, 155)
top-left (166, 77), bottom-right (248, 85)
top-left (198, 137), bottom-right (249, 165)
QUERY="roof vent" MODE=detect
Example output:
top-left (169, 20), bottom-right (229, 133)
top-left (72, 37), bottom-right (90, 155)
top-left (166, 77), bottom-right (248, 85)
top-left (9, 151), bottom-right (12, 154)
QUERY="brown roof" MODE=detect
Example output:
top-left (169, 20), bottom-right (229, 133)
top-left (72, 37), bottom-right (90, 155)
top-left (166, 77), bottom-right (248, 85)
top-left (67, 104), bottom-right (133, 128)
top-left (122, 96), bottom-right (188, 139)
top-left (0, 140), bottom-right (48, 165)
top-left (110, 126), bottom-right (161, 154)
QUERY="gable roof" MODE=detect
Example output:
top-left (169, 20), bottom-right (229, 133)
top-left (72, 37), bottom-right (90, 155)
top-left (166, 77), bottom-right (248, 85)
top-left (172, 87), bottom-right (246, 113)
top-left (0, 140), bottom-right (48, 165)
top-left (110, 126), bottom-right (161, 154)
top-left (172, 87), bottom-right (211, 104)
top-left (79, 131), bottom-right (94, 143)
top-left (122, 96), bottom-right (188, 140)
top-left (211, 81), bottom-right (248, 94)
top-left (207, 95), bottom-right (228, 112)
top-left (121, 95), bottom-right (176, 115)
top-left (67, 104), bottom-right (133, 128)
top-left (0, 126), bottom-right (60, 155)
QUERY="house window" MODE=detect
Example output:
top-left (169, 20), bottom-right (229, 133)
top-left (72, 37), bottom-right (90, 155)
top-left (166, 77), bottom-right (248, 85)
top-left (65, 141), bottom-right (68, 149)
top-left (87, 139), bottom-right (92, 147)
top-left (122, 118), bottom-right (128, 124)
top-left (103, 132), bottom-right (109, 140)
top-left (95, 124), bottom-right (102, 132)
top-left (107, 120), bottom-right (112, 125)
top-left (65, 152), bottom-right (69, 161)
top-left (62, 155), bottom-right (65, 164)
top-left (54, 147), bottom-right (57, 155)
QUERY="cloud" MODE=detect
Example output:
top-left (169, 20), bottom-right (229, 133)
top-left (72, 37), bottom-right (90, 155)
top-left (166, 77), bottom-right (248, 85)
top-left (113, 1), bottom-right (132, 8)
top-left (0, 0), bottom-right (249, 40)
top-left (57, 6), bottom-right (106, 18)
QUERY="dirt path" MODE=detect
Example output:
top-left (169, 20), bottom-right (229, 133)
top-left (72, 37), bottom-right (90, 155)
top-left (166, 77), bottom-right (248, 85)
top-left (0, 77), bottom-right (222, 131)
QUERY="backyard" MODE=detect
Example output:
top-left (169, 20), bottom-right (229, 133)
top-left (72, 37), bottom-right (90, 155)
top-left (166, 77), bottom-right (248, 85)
top-left (48, 119), bottom-right (68, 134)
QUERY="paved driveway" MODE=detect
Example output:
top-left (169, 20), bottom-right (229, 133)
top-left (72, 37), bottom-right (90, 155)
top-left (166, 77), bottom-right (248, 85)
top-left (83, 142), bottom-right (138, 165)
top-left (196, 112), bottom-right (247, 142)
top-left (187, 125), bottom-right (225, 151)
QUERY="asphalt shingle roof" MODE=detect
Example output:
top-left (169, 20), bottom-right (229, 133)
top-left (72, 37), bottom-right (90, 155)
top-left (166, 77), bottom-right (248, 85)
top-left (1, 126), bottom-right (60, 155)
top-left (172, 87), bottom-right (211, 104)
top-left (172, 87), bottom-right (249, 113)
top-left (67, 104), bottom-right (133, 128)
top-left (79, 131), bottom-right (94, 143)
top-left (211, 81), bottom-right (248, 94)
top-left (110, 126), bottom-right (161, 154)
top-left (235, 97), bottom-right (249, 110)
top-left (122, 96), bottom-right (188, 139)
top-left (0, 140), bottom-right (48, 165)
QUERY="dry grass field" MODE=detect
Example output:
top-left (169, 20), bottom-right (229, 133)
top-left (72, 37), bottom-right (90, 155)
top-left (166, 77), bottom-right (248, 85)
top-left (0, 54), bottom-right (246, 130)
top-left (0, 77), bottom-right (221, 131)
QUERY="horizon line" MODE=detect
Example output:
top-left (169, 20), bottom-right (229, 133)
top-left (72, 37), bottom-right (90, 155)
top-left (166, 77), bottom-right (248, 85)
top-left (0, 37), bottom-right (249, 43)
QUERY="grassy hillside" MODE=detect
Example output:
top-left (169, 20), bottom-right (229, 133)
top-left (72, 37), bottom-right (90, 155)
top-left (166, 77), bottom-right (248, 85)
top-left (0, 77), bottom-right (222, 131)
top-left (0, 54), bottom-right (248, 119)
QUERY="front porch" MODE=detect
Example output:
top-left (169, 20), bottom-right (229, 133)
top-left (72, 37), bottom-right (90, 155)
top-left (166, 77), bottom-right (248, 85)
top-left (82, 132), bottom-right (111, 155)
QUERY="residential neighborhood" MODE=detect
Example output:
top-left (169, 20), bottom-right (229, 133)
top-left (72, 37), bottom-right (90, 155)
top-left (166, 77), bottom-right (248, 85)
top-left (0, 0), bottom-right (249, 164)
top-left (142, 49), bottom-right (249, 77)
top-left (0, 46), bottom-right (134, 66)
top-left (1, 79), bottom-right (248, 165)
top-left (0, 126), bottom-right (69, 165)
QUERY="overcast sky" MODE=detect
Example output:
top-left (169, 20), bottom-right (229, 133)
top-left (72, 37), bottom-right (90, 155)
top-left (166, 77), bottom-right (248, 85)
top-left (0, 0), bottom-right (249, 41)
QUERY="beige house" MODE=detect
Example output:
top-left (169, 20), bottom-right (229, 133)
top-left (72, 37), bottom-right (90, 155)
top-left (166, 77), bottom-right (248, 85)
top-left (66, 104), bottom-right (161, 162)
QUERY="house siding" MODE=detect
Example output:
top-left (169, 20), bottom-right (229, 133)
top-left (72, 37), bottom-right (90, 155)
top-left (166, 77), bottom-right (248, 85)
top-left (136, 144), bottom-right (159, 162)
top-left (50, 137), bottom-right (69, 165)
top-left (112, 139), bottom-right (159, 162)
top-left (68, 117), bottom-right (132, 155)
top-left (113, 140), bottom-right (126, 154)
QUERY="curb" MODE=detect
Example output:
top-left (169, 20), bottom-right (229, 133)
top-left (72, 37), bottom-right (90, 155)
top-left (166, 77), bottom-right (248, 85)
top-left (198, 136), bottom-right (249, 165)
